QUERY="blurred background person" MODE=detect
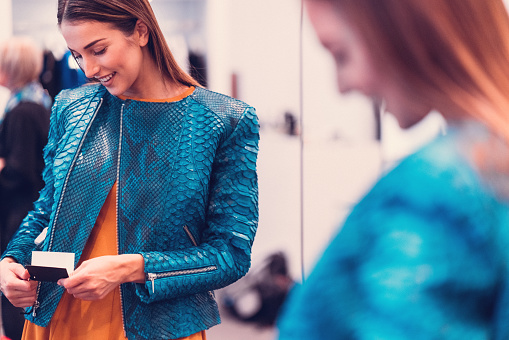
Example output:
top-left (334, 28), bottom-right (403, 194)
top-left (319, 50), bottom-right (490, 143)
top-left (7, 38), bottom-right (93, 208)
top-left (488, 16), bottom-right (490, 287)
top-left (278, 0), bottom-right (509, 339)
top-left (0, 36), bottom-right (51, 340)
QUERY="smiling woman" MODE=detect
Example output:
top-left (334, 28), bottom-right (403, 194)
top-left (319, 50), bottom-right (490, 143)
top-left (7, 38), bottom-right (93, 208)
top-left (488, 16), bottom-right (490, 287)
top-left (60, 20), bottom-right (158, 98)
top-left (0, 1), bottom-right (260, 340)
top-left (58, 0), bottom-right (199, 99)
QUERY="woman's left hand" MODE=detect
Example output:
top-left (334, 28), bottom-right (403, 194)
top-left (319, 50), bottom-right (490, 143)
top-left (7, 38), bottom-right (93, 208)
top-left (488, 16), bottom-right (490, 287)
top-left (58, 254), bottom-right (145, 300)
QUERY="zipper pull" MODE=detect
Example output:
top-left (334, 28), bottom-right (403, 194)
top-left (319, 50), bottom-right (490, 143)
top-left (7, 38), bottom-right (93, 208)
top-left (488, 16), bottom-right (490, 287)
top-left (147, 273), bottom-right (156, 294)
top-left (32, 300), bottom-right (40, 317)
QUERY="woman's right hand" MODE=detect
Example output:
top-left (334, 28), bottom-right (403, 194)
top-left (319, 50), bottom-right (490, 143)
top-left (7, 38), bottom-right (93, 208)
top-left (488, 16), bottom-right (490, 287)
top-left (0, 257), bottom-right (38, 307)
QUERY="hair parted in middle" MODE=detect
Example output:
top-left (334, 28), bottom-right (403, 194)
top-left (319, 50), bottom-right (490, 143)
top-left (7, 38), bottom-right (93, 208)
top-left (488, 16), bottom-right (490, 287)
top-left (57, 0), bottom-right (200, 87)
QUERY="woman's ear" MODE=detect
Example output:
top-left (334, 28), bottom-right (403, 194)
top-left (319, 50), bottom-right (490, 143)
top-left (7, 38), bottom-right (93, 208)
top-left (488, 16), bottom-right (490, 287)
top-left (135, 20), bottom-right (150, 47)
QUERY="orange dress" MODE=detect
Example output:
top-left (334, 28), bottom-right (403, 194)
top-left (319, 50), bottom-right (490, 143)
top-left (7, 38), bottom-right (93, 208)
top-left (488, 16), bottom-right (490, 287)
top-left (22, 88), bottom-right (205, 340)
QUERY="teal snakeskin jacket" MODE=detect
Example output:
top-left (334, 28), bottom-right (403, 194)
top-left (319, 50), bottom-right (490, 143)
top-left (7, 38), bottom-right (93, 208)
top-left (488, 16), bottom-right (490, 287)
top-left (278, 122), bottom-right (509, 339)
top-left (1, 84), bottom-right (259, 339)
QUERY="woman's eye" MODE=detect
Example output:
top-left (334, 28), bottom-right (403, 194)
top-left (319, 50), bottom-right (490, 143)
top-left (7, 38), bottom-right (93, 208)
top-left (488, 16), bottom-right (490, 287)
top-left (93, 48), bottom-right (107, 56)
top-left (73, 54), bottom-right (83, 65)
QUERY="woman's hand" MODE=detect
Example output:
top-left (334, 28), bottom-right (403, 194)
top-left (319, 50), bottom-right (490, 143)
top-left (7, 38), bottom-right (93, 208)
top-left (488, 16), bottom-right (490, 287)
top-left (58, 254), bottom-right (145, 301)
top-left (0, 258), bottom-right (38, 307)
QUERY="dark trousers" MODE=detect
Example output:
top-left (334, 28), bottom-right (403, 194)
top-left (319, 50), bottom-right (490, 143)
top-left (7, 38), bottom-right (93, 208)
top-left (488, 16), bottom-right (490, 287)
top-left (1, 193), bottom-right (34, 340)
top-left (2, 296), bottom-right (25, 340)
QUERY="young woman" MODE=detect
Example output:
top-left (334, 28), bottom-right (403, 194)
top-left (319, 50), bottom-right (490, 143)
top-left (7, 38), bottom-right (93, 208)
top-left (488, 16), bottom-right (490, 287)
top-left (278, 0), bottom-right (509, 339)
top-left (0, 1), bottom-right (259, 339)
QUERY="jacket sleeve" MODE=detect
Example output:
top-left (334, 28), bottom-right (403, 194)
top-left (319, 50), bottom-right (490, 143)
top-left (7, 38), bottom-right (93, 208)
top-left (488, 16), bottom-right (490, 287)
top-left (277, 156), bottom-right (509, 339)
top-left (135, 106), bottom-right (259, 303)
top-left (1, 99), bottom-right (62, 264)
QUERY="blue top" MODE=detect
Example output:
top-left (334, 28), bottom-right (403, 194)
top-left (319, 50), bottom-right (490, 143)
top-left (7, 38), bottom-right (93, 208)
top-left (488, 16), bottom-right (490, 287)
top-left (278, 121), bottom-right (509, 339)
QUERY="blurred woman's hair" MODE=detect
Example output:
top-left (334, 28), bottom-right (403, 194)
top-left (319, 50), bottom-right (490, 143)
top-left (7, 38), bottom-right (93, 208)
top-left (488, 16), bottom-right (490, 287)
top-left (57, 0), bottom-right (200, 87)
top-left (317, 0), bottom-right (509, 142)
top-left (0, 36), bottom-right (43, 90)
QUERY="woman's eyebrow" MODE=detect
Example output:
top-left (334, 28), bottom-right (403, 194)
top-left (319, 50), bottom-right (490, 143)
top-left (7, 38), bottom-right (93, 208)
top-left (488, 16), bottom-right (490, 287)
top-left (84, 38), bottom-right (106, 50)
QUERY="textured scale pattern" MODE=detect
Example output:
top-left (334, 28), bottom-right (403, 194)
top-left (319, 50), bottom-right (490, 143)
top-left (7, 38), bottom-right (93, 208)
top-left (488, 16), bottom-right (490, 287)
top-left (2, 84), bottom-right (260, 340)
top-left (278, 123), bottom-right (509, 340)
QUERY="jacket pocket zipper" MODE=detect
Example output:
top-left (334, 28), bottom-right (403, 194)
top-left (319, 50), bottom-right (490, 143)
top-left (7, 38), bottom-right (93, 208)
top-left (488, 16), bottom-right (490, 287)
top-left (183, 225), bottom-right (198, 246)
top-left (182, 225), bottom-right (216, 299)
top-left (147, 265), bottom-right (217, 294)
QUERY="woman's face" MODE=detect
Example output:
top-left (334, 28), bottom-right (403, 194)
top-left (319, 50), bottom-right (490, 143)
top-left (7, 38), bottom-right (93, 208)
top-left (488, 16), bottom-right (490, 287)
top-left (60, 20), bottom-right (149, 98)
top-left (305, 0), bottom-right (430, 128)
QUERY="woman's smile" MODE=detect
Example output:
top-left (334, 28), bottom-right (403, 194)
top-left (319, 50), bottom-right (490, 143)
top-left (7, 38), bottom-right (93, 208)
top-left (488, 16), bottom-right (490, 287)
top-left (96, 72), bottom-right (116, 85)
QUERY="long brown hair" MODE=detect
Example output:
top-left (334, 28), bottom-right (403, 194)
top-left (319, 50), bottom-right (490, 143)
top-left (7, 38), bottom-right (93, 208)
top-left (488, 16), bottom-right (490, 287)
top-left (318, 0), bottom-right (509, 142)
top-left (57, 0), bottom-right (200, 87)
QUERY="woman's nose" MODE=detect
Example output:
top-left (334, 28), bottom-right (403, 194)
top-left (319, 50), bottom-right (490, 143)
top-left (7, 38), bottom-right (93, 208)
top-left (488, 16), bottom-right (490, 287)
top-left (80, 58), bottom-right (99, 78)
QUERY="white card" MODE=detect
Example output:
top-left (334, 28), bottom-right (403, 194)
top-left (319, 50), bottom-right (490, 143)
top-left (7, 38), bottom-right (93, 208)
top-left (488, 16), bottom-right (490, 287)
top-left (32, 251), bottom-right (75, 276)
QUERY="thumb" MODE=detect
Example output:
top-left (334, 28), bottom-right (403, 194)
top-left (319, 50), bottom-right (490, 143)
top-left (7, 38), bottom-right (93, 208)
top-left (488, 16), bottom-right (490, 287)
top-left (9, 263), bottom-right (28, 279)
top-left (19, 268), bottom-right (31, 280)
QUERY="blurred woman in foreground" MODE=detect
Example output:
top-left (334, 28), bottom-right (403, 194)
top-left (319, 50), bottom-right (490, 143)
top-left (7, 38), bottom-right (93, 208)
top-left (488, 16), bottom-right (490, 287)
top-left (278, 0), bottom-right (509, 338)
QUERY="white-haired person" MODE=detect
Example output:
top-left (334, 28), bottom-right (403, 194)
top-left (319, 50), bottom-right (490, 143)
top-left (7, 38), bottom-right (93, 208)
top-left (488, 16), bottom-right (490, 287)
top-left (0, 36), bottom-right (51, 340)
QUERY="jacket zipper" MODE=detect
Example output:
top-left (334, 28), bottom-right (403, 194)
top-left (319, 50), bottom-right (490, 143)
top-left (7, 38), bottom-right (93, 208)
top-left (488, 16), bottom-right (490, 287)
top-left (147, 265), bottom-right (218, 294)
top-left (32, 98), bottom-right (104, 317)
top-left (117, 103), bottom-right (127, 337)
